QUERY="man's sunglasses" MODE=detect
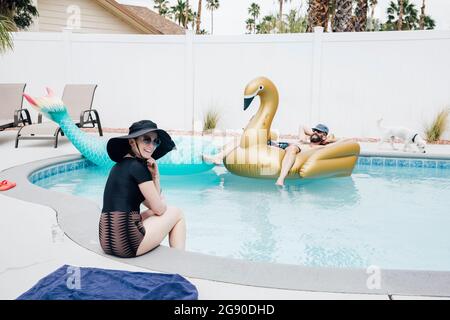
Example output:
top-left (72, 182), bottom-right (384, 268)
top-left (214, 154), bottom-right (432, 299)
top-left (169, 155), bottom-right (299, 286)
top-left (313, 129), bottom-right (327, 135)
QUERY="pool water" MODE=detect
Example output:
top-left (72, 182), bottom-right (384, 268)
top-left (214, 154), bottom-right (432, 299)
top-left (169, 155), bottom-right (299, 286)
top-left (35, 159), bottom-right (450, 271)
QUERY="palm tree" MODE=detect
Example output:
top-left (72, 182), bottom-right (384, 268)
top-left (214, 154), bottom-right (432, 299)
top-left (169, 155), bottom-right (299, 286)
top-left (196, 0), bottom-right (202, 34)
top-left (153, 0), bottom-right (170, 16)
top-left (384, 0), bottom-right (418, 31)
top-left (327, 0), bottom-right (337, 32)
top-left (284, 9), bottom-right (308, 33)
top-left (256, 15), bottom-right (277, 34)
top-left (185, 0), bottom-right (189, 28)
top-left (397, 0), bottom-right (404, 30)
top-left (419, 0), bottom-right (426, 30)
top-left (246, 18), bottom-right (255, 34)
top-left (332, 0), bottom-right (353, 32)
top-left (0, 0), bottom-right (38, 30)
top-left (278, 0), bottom-right (291, 32)
top-left (0, 14), bottom-right (15, 53)
top-left (170, 0), bottom-right (194, 28)
top-left (171, 0), bottom-right (186, 26)
top-left (368, 0), bottom-right (378, 31)
top-left (307, 0), bottom-right (330, 32)
top-left (248, 3), bottom-right (260, 34)
top-left (206, 0), bottom-right (219, 34)
top-left (354, 0), bottom-right (369, 32)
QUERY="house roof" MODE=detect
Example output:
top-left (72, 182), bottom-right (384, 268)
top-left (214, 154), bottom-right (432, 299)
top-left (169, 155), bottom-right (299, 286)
top-left (95, 0), bottom-right (185, 35)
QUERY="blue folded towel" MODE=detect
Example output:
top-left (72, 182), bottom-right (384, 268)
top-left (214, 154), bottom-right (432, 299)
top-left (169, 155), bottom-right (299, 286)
top-left (17, 265), bottom-right (198, 300)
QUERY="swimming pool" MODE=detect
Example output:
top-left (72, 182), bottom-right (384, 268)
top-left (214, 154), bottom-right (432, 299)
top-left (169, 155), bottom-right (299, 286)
top-left (32, 142), bottom-right (450, 272)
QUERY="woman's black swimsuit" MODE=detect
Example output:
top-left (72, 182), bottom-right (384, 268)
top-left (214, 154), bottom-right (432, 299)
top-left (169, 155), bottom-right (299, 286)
top-left (99, 157), bottom-right (152, 258)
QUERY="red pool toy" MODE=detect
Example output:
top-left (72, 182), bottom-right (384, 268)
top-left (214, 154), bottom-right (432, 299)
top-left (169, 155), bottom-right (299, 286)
top-left (0, 180), bottom-right (16, 191)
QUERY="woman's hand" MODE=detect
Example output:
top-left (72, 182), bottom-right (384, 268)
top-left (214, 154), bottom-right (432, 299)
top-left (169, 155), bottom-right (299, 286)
top-left (141, 209), bottom-right (157, 220)
top-left (147, 157), bottom-right (159, 179)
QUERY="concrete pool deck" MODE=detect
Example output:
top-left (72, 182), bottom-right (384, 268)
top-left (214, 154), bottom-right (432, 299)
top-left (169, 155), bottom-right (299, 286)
top-left (1, 129), bottom-right (450, 300)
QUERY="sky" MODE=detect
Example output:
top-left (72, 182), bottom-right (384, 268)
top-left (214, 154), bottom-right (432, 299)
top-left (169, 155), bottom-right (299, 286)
top-left (118, 0), bottom-right (450, 34)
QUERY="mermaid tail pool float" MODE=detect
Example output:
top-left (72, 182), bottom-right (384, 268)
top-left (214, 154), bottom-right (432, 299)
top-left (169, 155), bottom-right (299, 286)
top-left (23, 88), bottom-right (215, 175)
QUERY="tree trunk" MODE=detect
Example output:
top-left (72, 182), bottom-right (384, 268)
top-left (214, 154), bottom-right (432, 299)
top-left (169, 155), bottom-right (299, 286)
top-left (211, 10), bottom-right (214, 34)
top-left (279, 0), bottom-right (283, 32)
top-left (398, 0), bottom-right (404, 30)
top-left (185, 0), bottom-right (189, 29)
top-left (326, 0), bottom-right (337, 32)
top-left (369, 0), bottom-right (377, 31)
top-left (332, 0), bottom-right (353, 32)
top-left (419, 0), bottom-right (425, 30)
top-left (354, 0), bottom-right (368, 32)
top-left (307, 0), bottom-right (329, 32)
top-left (196, 0), bottom-right (202, 34)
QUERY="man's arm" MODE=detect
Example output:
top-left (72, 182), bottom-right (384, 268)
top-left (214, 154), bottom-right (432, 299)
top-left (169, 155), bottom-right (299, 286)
top-left (324, 133), bottom-right (338, 144)
top-left (299, 125), bottom-right (313, 142)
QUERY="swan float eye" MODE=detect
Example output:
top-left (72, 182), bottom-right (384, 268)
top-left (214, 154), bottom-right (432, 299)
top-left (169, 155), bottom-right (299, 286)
top-left (259, 85), bottom-right (264, 91)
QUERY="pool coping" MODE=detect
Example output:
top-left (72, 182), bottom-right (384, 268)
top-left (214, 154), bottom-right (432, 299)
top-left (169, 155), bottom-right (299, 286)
top-left (1, 153), bottom-right (450, 297)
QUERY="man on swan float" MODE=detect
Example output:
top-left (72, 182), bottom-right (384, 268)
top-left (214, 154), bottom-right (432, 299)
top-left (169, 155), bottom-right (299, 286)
top-left (203, 76), bottom-right (360, 184)
top-left (204, 123), bottom-right (337, 186)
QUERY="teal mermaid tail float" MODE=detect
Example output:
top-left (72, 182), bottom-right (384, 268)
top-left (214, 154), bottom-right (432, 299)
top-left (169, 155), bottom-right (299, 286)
top-left (23, 88), bottom-right (215, 175)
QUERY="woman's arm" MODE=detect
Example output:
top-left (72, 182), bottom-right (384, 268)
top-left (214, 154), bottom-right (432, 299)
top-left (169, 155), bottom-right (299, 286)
top-left (146, 157), bottom-right (162, 194)
top-left (142, 182), bottom-right (164, 209)
top-left (139, 181), bottom-right (167, 215)
top-left (141, 208), bottom-right (157, 220)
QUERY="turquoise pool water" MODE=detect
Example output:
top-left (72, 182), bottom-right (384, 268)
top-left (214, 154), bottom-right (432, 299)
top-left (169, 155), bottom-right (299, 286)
top-left (34, 152), bottom-right (450, 271)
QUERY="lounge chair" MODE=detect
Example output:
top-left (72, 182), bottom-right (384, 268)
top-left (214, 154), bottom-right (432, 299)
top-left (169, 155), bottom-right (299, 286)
top-left (16, 84), bottom-right (103, 148)
top-left (0, 84), bottom-right (32, 132)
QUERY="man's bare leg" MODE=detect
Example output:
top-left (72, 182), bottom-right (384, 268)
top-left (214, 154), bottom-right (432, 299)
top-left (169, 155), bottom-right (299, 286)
top-left (203, 137), bottom-right (240, 165)
top-left (275, 145), bottom-right (300, 186)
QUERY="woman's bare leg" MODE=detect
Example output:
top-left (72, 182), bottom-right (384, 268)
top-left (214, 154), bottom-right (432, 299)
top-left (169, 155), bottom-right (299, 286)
top-left (276, 146), bottom-right (300, 186)
top-left (136, 206), bottom-right (186, 256)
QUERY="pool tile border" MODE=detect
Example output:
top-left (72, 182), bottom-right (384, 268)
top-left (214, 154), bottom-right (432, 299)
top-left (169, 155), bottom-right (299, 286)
top-left (357, 156), bottom-right (450, 169)
top-left (28, 155), bottom-right (450, 185)
top-left (28, 159), bottom-right (94, 184)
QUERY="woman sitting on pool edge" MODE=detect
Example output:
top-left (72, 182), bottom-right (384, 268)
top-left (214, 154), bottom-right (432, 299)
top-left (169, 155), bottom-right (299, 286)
top-left (203, 124), bottom-right (337, 186)
top-left (100, 120), bottom-right (186, 258)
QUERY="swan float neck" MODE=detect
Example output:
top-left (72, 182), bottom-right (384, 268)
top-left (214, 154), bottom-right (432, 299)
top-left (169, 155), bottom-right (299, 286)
top-left (241, 77), bottom-right (279, 148)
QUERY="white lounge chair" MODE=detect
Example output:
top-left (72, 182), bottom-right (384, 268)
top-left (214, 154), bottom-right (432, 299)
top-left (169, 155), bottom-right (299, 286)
top-left (16, 84), bottom-right (103, 148)
top-left (0, 83), bottom-right (32, 132)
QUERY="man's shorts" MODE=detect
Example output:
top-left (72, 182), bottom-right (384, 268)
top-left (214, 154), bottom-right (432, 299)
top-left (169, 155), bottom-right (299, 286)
top-left (268, 141), bottom-right (302, 152)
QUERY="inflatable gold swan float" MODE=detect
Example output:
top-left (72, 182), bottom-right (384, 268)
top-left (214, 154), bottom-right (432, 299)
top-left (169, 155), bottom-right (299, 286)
top-left (223, 77), bottom-right (360, 179)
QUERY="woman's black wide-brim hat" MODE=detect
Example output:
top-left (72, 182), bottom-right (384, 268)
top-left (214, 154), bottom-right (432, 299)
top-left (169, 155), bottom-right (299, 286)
top-left (107, 120), bottom-right (176, 162)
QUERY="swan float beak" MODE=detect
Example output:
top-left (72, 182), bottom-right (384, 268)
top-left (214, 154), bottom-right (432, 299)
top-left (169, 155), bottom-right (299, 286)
top-left (243, 83), bottom-right (264, 110)
top-left (244, 95), bottom-right (255, 110)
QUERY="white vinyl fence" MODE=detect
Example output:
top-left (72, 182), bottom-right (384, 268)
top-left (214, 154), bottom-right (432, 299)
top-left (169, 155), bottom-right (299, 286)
top-left (1, 28), bottom-right (449, 139)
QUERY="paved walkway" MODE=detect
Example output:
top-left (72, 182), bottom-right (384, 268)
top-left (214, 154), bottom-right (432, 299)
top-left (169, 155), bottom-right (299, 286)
top-left (1, 129), bottom-right (449, 300)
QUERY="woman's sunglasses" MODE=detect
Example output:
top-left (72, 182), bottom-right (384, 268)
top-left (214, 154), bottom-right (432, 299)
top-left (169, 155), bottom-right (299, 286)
top-left (140, 136), bottom-right (161, 148)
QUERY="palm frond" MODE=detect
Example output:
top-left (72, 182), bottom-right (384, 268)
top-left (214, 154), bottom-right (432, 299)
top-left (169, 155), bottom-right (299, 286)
top-left (0, 15), bottom-right (15, 53)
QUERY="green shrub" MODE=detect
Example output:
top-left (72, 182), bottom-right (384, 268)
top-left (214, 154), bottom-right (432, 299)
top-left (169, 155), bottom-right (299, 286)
top-left (425, 107), bottom-right (449, 142)
top-left (203, 108), bottom-right (220, 132)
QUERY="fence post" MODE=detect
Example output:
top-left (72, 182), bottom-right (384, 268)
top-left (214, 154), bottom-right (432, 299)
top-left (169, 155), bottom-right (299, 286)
top-left (310, 26), bottom-right (324, 125)
top-left (185, 30), bottom-right (195, 132)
